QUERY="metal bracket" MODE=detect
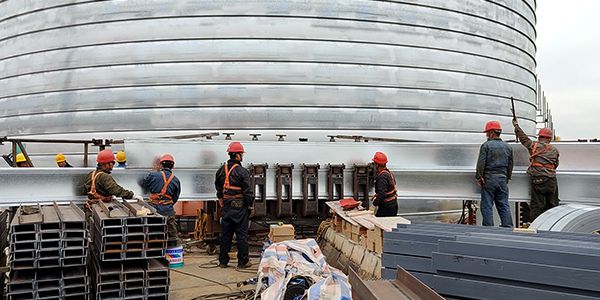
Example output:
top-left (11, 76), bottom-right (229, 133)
top-left (250, 134), bottom-right (261, 141)
top-left (301, 164), bottom-right (320, 217)
top-left (353, 164), bottom-right (373, 208)
top-left (327, 164), bottom-right (345, 201)
top-left (275, 164), bottom-right (294, 218)
top-left (249, 163), bottom-right (268, 218)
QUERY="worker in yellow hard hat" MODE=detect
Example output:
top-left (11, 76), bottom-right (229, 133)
top-left (55, 153), bottom-right (73, 168)
top-left (15, 153), bottom-right (32, 168)
top-left (116, 151), bottom-right (127, 168)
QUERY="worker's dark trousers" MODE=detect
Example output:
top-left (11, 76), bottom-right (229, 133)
top-left (375, 201), bottom-right (398, 217)
top-left (149, 203), bottom-right (178, 241)
top-left (530, 176), bottom-right (559, 222)
top-left (480, 176), bottom-right (513, 227)
top-left (219, 206), bottom-right (249, 267)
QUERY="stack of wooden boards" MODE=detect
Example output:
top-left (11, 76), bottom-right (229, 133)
top-left (326, 201), bottom-right (410, 254)
top-left (382, 222), bottom-right (600, 300)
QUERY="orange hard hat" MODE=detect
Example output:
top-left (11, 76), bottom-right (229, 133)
top-left (226, 142), bottom-right (245, 153)
top-left (538, 128), bottom-right (553, 138)
top-left (372, 151), bottom-right (388, 165)
top-left (96, 150), bottom-right (115, 164)
top-left (159, 153), bottom-right (175, 164)
top-left (484, 121), bottom-right (502, 132)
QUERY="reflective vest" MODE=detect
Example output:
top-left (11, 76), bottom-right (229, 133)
top-left (377, 169), bottom-right (398, 203)
top-left (530, 142), bottom-right (557, 170)
top-left (223, 163), bottom-right (243, 200)
top-left (149, 171), bottom-right (175, 205)
top-left (88, 171), bottom-right (112, 202)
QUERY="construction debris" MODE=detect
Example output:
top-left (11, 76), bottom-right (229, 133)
top-left (268, 223), bottom-right (295, 243)
top-left (382, 222), bottom-right (600, 300)
top-left (7, 203), bottom-right (88, 300)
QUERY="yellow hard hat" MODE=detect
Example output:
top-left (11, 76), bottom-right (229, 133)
top-left (116, 151), bottom-right (127, 163)
top-left (55, 153), bottom-right (66, 163)
top-left (16, 153), bottom-right (26, 163)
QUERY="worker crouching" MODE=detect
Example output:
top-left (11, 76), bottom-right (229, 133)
top-left (143, 154), bottom-right (181, 243)
top-left (214, 142), bottom-right (254, 269)
top-left (476, 121), bottom-right (514, 227)
top-left (84, 150), bottom-right (142, 207)
top-left (372, 151), bottom-right (398, 217)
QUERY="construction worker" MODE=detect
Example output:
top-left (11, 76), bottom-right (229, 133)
top-left (476, 121), bottom-right (514, 227)
top-left (84, 150), bottom-right (142, 206)
top-left (214, 142), bottom-right (253, 269)
top-left (55, 153), bottom-right (73, 168)
top-left (371, 151), bottom-right (398, 217)
top-left (513, 119), bottom-right (560, 222)
top-left (116, 151), bottom-right (127, 168)
top-left (143, 154), bottom-right (181, 243)
top-left (15, 153), bottom-right (31, 167)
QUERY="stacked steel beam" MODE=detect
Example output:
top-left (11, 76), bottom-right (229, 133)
top-left (6, 203), bottom-right (88, 300)
top-left (89, 200), bottom-right (168, 300)
top-left (0, 210), bottom-right (9, 299)
top-left (382, 223), bottom-right (600, 300)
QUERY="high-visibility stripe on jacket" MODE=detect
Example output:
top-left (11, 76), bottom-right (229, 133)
top-left (530, 142), bottom-right (557, 170)
top-left (149, 171), bottom-right (175, 205)
top-left (88, 171), bottom-right (112, 202)
top-left (223, 163), bottom-right (243, 199)
top-left (377, 169), bottom-right (397, 203)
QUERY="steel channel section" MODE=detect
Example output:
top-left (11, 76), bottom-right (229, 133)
top-left (0, 0), bottom-right (537, 141)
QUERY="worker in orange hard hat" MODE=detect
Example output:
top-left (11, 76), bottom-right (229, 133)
top-left (143, 154), bottom-right (181, 244)
top-left (476, 121), bottom-right (514, 227)
top-left (214, 142), bottom-right (254, 269)
top-left (55, 153), bottom-right (73, 168)
top-left (371, 151), bottom-right (398, 217)
top-left (115, 151), bottom-right (127, 168)
top-left (513, 119), bottom-right (560, 222)
top-left (15, 153), bottom-right (32, 167)
top-left (84, 150), bottom-right (142, 208)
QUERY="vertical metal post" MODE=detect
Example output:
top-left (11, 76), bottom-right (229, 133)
top-left (275, 164), bottom-right (293, 218)
top-left (327, 164), bottom-right (345, 201)
top-left (249, 164), bottom-right (268, 218)
top-left (353, 164), bottom-right (373, 208)
top-left (11, 141), bottom-right (17, 167)
top-left (301, 164), bottom-right (319, 217)
top-left (84, 143), bottom-right (89, 167)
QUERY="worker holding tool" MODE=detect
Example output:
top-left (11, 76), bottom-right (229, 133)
top-left (15, 153), bottom-right (32, 167)
top-left (84, 150), bottom-right (142, 205)
top-left (143, 154), bottom-right (181, 243)
top-left (513, 119), bottom-right (560, 222)
top-left (476, 121), bottom-right (514, 227)
top-left (214, 142), bottom-right (254, 269)
top-left (372, 151), bottom-right (398, 217)
top-left (55, 153), bottom-right (73, 168)
top-left (116, 150), bottom-right (127, 168)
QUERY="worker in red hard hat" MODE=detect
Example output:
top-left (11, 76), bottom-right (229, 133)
top-left (84, 149), bottom-right (142, 207)
top-left (214, 142), bottom-right (254, 269)
top-left (513, 119), bottom-right (560, 222)
top-left (371, 151), bottom-right (398, 217)
top-left (143, 154), bottom-right (181, 244)
top-left (476, 121), bottom-right (514, 227)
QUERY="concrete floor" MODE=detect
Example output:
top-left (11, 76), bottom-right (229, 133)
top-left (169, 250), bottom-right (259, 300)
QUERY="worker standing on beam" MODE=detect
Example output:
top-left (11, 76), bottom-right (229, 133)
top-left (371, 151), bottom-right (399, 217)
top-left (116, 151), bottom-right (127, 168)
top-left (55, 153), bottom-right (73, 168)
top-left (143, 154), bottom-right (181, 244)
top-left (214, 142), bottom-right (253, 269)
top-left (84, 150), bottom-right (142, 207)
top-left (15, 153), bottom-right (31, 167)
top-left (476, 121), bottom-right (514, 227)
top-left (513, 119), bottom-right (560, 222)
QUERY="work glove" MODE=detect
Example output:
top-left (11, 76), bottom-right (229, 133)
top-left (132, 194), bottom-right (144, 202)
top-left (512, 118), bottom-right (519, 127)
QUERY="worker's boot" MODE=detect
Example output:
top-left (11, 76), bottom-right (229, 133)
top-left (236, 261), bottom-right (252, 269)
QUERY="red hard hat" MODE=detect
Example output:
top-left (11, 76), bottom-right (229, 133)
top-left (538, 128), bottom-right (553, 138)
top-left (159, 153), bottom-right (174, 164)
top-left (484, 121), bottom-right (502, 132)
top-left (96, 150), bottom-right (115, 164)
top-left (226, 142), bottom-right (245, 153)
top-left (372, 151), bottom-right (388, 165)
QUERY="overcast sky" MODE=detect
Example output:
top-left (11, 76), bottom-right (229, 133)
top-left (536, 1), bottom-right (600, 140)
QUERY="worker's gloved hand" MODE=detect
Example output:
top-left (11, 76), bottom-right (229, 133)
top-left (132, 194), bottom-right (144, 202)
top-left (247, 206), bottom-right (255, 216)
top-left (512, 118), bottom-right (519, 127)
